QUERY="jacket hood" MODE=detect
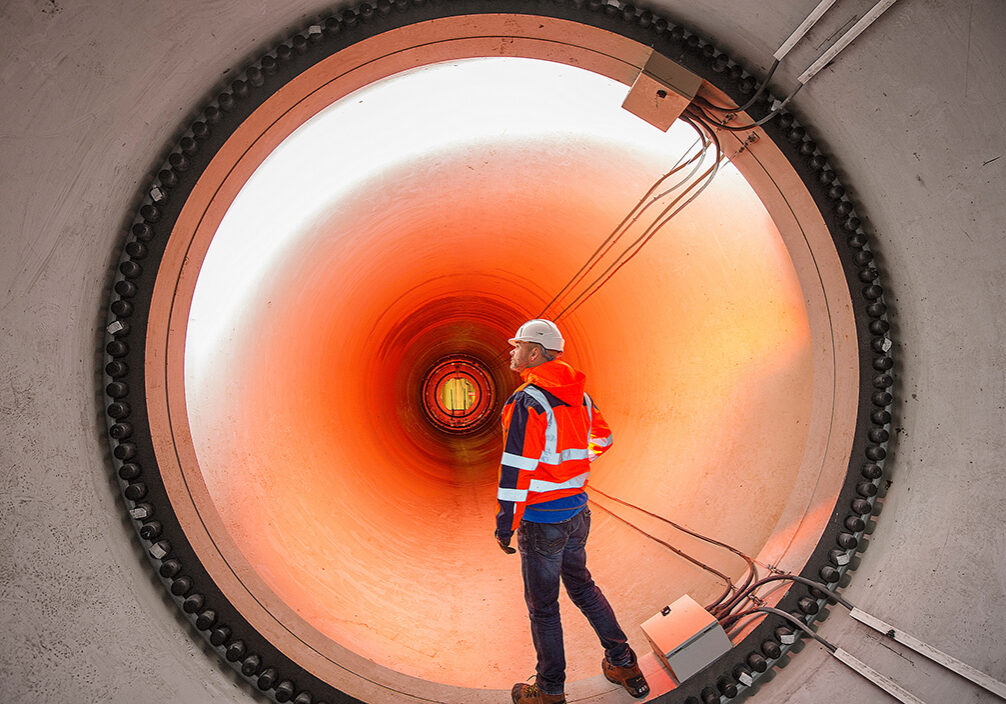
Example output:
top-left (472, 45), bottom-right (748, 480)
top-left (520, 360), bottom-right (586, 405)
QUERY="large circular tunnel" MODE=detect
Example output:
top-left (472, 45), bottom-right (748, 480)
top-left (118, 10), bottom-right (871, 704)
top-left (183, 57), bottom-right (817, 692)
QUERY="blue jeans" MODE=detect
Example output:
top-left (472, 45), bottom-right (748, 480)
top-left (517, 508), bottom-right (632, 695)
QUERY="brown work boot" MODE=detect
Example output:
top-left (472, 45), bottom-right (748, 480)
top-left (511, 682), bottom-right (566, 704)
top-left (602, 653), bottom-right (650, 699)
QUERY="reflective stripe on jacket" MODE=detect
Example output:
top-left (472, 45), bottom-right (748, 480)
top-left (496, 360), bottom-right (613, 534)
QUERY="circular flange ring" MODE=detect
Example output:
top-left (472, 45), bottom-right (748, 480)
top-left (101, 2), bottom-right (894, 702)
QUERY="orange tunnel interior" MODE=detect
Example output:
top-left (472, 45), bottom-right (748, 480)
top-left (183, 60), bottom-right (815, 692)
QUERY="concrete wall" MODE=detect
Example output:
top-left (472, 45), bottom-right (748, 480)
top-left (1, 0), bottom-right (1003, 702)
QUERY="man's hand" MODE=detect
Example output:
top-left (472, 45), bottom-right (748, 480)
top-left (495, 529), bottom-right (516, 554)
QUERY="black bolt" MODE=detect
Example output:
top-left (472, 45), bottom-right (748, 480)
top-left (159, 558), bottom-right (181, 579)
top-left (106, 381), bottom-right (128, 398)
top-left (170, 576), bottom-right (192, 596)
top-left (275, 680), bottom-right (295, 702)
top-left (192, 121), bottom-right (210, 141)
top-left (747, 651), bottom-right (768, 672)
top-left (862, 463), bottom-right (883, 479)
top-left (139, 521), bottom-right (162, 540)
top-left (110, 300), bottom-right (133, 317)
top-left (115, 444), bottom-right (137, 462)
top-left (257, 667), bottom-right (278, 690)
top-left (114, 280), bottom-right (138, 299)
top-left (119, 261), bottom-right (142, 279)
top-left (168, 152), bottom-right (189, 171)
top-left (183, 593), bottom-right (204, 613)
top-left (106, 340), bottom-right (128, 357)
top-left (242, 654), bottom-right (262, 676)
top-left (848, 233), bottom-right (869, 249)
top-left (873, 356), bottom-right (894, 371)
top-left (864, 284), bottom-right (884, 300)
top-left (845, 515), bottom-right (866, 532)
top-left (140, 204), bottom-right (160, 222)
top-left (196, 609), bottom-right (217, 630)
top-left (106, 401), bottom-right (131, 419)
top-left (226, 640), bottom-right (246, 662)
top-left (106, 360), bottom-right (128, 377)
top-left (869, 428), bottom-right (890, 443)
top-left (872, 391), bottom-right (893, 406)
top-left (867, 302), bottom-right (887, 318)
top-left (118, 462), bottom-right (141, 480)
top-left (210, 625), bottom-right (231, 646)
top-left (131, 222), bottom-right (154, 241)
top-left (797, 596), bottom-right (819, 615)
top-left (837, 532), bottom-right (859, 549)
top-left (819, 565), bottom-right (840, 583)
top-left (123, 480), bottom-right (145, 498)
top-left (851, 498), bottom-right (873, 515)
top-left (717, 676), bottom-right (738, 697)
top-left (857, 481), bottom-right (879, 498)
top-left (158, 169), bottom-right (178, 188)
top-left (109, 422), bottom-right (132, 439)
top-left (787, 126), bottom-right (806, 142)
top-left (866, 445), bottom-right (887, 461)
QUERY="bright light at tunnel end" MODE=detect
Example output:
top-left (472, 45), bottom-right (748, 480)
top-left (421, 354), bottom-right (497, 434)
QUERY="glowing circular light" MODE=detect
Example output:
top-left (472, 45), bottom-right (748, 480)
top-left (421, 355), bottom-right (497, 434)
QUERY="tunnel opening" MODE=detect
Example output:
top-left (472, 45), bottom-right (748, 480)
top-left (177, 55), bottom-right (832, 696)
top-left (421, 355), bottom-right (498, 435)
top-left (107, 9), bottom-right (885, 704)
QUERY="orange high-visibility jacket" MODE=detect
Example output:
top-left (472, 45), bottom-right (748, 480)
top-left (496, 359), bottom-right (613, 534)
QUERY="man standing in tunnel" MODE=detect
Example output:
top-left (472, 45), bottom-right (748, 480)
top-left (495, 319), bottom-right (649, 704)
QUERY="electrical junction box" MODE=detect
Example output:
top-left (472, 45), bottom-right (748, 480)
top-left (641, 594), bottom-right (733, 684)
top-left (621, 51), bottom-right (703, 131)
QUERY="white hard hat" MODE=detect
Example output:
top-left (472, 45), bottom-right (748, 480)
top-left (508, 319), bottom-right (565, 352)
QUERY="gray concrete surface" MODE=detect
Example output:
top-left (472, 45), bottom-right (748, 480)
top-left (1, 0), bottom-right (1004, 703)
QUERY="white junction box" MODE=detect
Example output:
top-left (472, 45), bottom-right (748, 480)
top-left (641, 594), bottom-right (733, 684)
